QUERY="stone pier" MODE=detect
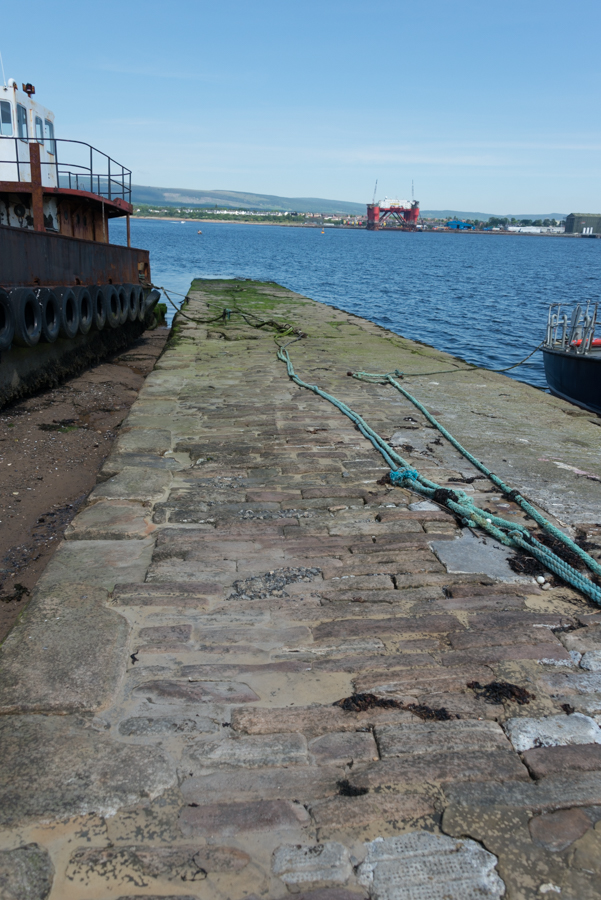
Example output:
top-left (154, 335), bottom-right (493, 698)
top-left (1, 279), bottom-right (600, 899)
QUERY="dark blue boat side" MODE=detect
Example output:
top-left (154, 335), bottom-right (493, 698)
top-left (542, 347), bottom-right (601, 414)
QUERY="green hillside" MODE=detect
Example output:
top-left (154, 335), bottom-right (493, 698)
top-left (131, 185), bottom-right (365, 215)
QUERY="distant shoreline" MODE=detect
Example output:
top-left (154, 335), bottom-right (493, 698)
top-left (130, 215), bottom-right (316, 226)
top-left (129, 216), bottom-right (576, 236)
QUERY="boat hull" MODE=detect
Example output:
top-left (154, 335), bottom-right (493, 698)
top-left (0, 224), bottom-right (157, 407)
top-left (0, 318), bottom-right (149, 407)
top-left (0, 223), bottom-right (149, 288)
top-left (542, 347), bottom-right (601, 414)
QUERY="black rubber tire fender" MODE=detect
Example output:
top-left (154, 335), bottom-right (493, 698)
top-left (122, 283), bottom-right (140, 322)
top-left (0, 288), bottom-right (15, 352)
top-left (115, 285), bottom-right (129, 325)
top-left (37, 288), bottom-right (60, 343)
top-left (131, 284), bottom-right (143, 321)
top-left (141, 288), bottom-right (161, 322)
top-left (137, 287), bottom-right (149, 322)
top-left (54, 287), bottom-right (80, 339)
top-left (74, 287), bottom-right (93, 335)
top-left (10, 287), bottom-right (42, 347)
top-left (101, 284), bottom-right (120, 329)
top-left (89, 286), bottom-right (107, 331)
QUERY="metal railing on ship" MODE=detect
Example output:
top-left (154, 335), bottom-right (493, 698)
top-left (545, 302), bottom-right (599, 354)
top-left (0, 135), bottom-right (131, 204)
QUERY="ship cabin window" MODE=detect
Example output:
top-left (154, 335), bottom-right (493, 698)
top-left (17, 104), bottom-right (28, 140)
top-left (0, 100), bottom-right (13, 135)
top-left (44, 119), bottom-right (55, 155)
top-left (35, 116), bottom-right (44, 144)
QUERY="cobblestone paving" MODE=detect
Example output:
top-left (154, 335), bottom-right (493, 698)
top-left (1, 280), bottom-right (601, 899)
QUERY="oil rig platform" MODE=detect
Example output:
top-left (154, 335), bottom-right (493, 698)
top-left (366, 196), bottom-right (420, 230)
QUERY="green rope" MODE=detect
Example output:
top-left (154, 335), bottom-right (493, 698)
top-left (354, 369), bottom-right (601, 581)
top-left (156, 285), bottom-right (305, 336)
top-left (277, 343), bottom-right (601, 605)
top-left (385, 341), bottom-right (543, 378)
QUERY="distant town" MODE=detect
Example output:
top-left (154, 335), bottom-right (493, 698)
top-left (132, 204), bottom-right (597, 234)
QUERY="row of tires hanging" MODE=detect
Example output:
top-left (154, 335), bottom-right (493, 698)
top-left (0, 284), bottom-right (160, 353)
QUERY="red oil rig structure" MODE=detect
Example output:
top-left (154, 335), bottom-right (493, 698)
top-left (366, 181), bottom-right (420, 230)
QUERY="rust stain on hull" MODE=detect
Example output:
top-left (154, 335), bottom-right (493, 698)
top-left (0, 223), bottom-right (149, 287)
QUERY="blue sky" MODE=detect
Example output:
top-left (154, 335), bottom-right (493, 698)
top-left (3, 1), bottom-right (600, 212)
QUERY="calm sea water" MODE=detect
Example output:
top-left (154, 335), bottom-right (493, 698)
top-left (110, 218), bottom-right (601, 389)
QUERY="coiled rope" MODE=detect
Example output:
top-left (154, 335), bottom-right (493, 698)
top-left (277, 341), bottom-right (601, 605)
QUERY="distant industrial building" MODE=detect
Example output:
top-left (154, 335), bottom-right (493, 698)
top-left (446, 220), bottom-right (474, 230)
top-left (565, 213), bottom-right (601, 235)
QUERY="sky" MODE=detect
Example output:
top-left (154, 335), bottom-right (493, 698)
top-left (2, 1), bottom-right (600, 212)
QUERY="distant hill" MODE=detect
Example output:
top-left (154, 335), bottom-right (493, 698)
top-left (131, 186), bottom-right (365, 215)
top-left (421, 210), bottom-right (567, 220)
top-left (131, 188), bottom-right (567, 220)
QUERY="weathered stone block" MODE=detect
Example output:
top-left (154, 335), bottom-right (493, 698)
top-left (308, 731), bottom-right (378, 765)
top-left (272, 842), bottom-right (352, 886)
top-left (285, 890), bottom-right (367, 900)
top-left (181, 766), bottom-right (343, 803)
top-left (522, 743), bottom-right (601, 778)
top-left (357, 832), bottom-right (505, 899)
top-left (348, 750), bottom-right (529, 789)
top-left (540, 671), bottom-right (601, 695)
top-left (529, 808), bottom-right (591, 852)
top-left (65, 499), bottom-right (156, 541)
top-left (134, 680), bottom-right (260, 704)
top-left (375, 720), bottom-right (510, 757)
top-left (0, 585), bottom-right (128, 714)
top-left (65, 842), bottom-right (249, 886)
top-left (313, 615), bottom-right (463, 642)
top-left (91, 466), bottom-right (172, 503)
top-left (321, 575), bottom-right (395, 592)
top-left (0, 844), bottom-right (54, 900)
top-left (118, 716), bottom-right (219, 736)
top-left (504, 713), bottom-right (601, 752)
top-left (179, 799), bottom-right (309, 836)
top-left (468, 611), bottom-right (574, 631)
top-left (111, 582), bottom-right (219, 606)
top-left (569, 821), bottom-right (601, 874)
top-left (312, 652), bottom-right (436, 674)
top-left (448, 627), bottom-right (558, 651)
top-left (354, 665), bottom-right (493, 696)
top-left (441, 643), bottom-right (572, 666)
top-left (35, 538), bottom-right (155, 591)
top-left (137, 624), bottom-right (192, 645)
top-left (310, 793), bottom-right (435, 829)
top-left (581, 650), bottom-right (601, 672)
top-left (431, 529), bottom-right (526, 582)
top-left (187, 733), bottom-right (307, 768)
top-left (117, 428), bottom-right (173, 453)
top-left (181, 660), bottom-right (309, 680)
top-left (230, 705), bottom-right (414, 737)
top-left (443, 771), bottom-right (601, 813)
top-left (0, 715), bottom-right (175, 826)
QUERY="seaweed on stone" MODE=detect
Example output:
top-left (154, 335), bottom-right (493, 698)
top-left (467, 680), bottom-right (535, 705)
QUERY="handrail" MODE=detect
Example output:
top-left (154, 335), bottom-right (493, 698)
top-left (0, 135), bottom-right (131, 203)
top-left (544, 301), bottom-right (598, 354)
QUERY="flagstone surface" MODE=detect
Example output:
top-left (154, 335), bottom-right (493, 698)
top-left (0, 279), bottom-right (601, 899)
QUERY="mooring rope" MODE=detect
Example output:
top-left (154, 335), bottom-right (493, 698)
top-left (161, 286), bottom-right (601, 604)
top-left (151, 284), bottom-right (305, 336)
top-left (277, 341), bottom-right (601, 605)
